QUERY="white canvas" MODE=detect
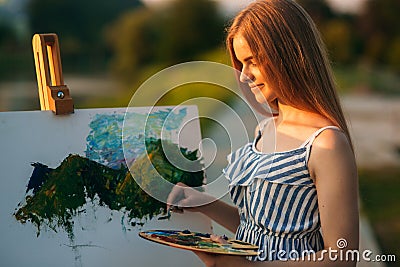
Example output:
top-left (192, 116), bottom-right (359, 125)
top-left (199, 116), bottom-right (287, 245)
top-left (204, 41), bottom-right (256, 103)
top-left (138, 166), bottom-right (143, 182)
top-left (0, 106), bottom-right (211, 267)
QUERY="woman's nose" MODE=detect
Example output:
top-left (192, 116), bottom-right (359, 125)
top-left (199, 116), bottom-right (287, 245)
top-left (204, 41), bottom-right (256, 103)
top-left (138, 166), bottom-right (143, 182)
top-left (239, 67), bottom-right (253, 83)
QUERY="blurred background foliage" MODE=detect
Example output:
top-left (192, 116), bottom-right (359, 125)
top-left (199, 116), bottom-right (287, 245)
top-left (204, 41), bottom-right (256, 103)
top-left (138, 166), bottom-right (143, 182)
top-left (28, 0), bottom-right (142, 73)
top-left (105, 0), bottom-right (225, 86)
top-left (0, 0), bottom-right (399, 263)
top-left (0, 0), bottom-right (399, 94)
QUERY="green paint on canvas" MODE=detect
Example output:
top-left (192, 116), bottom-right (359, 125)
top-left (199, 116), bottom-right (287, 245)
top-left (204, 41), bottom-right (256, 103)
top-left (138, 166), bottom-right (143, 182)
top-left (14, 138), bottom-right (204, 240)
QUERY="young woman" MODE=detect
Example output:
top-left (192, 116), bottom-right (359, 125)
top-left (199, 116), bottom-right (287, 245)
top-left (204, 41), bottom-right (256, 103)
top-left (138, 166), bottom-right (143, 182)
top-left (167, 0), bottom-right (359, 266)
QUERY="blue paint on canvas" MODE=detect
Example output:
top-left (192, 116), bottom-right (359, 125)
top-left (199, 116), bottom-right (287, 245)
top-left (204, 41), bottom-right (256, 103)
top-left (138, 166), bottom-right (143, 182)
top-left (85, 108), bottom-right (187, 169)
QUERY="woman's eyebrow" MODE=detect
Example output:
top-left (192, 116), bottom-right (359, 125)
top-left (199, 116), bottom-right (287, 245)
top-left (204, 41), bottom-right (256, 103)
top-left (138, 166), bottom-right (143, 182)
top-left (243, 56), bottom-right (253, 62)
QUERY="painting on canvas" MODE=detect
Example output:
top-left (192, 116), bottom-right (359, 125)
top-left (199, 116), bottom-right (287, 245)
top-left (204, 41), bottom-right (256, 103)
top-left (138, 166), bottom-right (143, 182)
top-left (0, 106), bottom-right (211, 267)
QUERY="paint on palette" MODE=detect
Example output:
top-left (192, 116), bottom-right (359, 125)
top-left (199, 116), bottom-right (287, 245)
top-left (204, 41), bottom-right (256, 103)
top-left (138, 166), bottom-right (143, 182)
top-left (139, 229), bottom-right (260, 256)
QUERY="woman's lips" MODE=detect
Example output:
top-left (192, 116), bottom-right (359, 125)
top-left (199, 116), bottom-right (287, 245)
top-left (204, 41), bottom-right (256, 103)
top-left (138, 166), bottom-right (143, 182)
top-left (250, 84), bottom-right (264, 92)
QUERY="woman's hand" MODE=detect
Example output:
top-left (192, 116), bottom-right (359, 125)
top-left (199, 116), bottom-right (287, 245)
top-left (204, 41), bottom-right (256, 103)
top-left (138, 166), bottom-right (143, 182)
top-left (166, 182), bottom-right (216, 213)
top-left (193, 251), bottom-right (247, 267)
top-left (167, 183), bottom-right (241, 234)
top-left (193, 251), bottom-right (218, 267)
top-left (193, 235), bottom-right (230, 267)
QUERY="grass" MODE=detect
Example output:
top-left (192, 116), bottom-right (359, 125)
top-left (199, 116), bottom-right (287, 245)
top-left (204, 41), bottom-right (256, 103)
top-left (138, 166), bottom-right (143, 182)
top-left (358, 168), bottom-right (400, 266)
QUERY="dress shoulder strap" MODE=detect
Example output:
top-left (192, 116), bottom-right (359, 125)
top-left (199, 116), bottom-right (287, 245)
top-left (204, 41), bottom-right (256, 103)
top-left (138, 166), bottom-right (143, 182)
top-left (256, 118), bottom-right (274, 137)
top-left (301, 126), bottom-right (341, 148)
top-left (302, 126), bottom-right (342, 165)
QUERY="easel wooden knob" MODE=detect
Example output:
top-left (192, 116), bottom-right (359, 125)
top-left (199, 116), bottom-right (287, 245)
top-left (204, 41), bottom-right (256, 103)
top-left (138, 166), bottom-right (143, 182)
top-left (32, 33), bottom-right (74, 115)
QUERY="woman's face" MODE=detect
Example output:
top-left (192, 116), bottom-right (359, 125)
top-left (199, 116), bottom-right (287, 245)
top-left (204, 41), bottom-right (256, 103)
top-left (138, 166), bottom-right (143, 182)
top-left (233, 34), bottom-right (278, 107)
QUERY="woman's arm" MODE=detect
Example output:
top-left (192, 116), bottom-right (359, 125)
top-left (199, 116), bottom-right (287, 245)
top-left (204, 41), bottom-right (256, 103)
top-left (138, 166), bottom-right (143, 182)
top-left (167, 182), bottom-right (240, 233)
top-left (308, 128), bottom-right (359, 264)
top-left (198, 197), bottom-right (240, 233)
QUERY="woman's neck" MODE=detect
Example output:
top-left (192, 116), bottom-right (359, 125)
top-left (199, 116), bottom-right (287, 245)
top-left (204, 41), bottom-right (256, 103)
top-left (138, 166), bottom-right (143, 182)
top-left (275, 102), bottom-right (327, 128)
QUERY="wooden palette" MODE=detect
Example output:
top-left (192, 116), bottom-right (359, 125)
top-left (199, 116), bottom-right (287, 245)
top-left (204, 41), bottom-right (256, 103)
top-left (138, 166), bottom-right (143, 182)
top-left (139, 230), bottom-right (259, 256)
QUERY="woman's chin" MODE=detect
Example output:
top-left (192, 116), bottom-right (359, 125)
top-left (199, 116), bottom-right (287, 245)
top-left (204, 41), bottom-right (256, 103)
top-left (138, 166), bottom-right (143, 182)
top-left (254, 96), bottom-right (279, 113)
top-left (255, 96), bottom-right (270, 106)
top-left (254, 94), bottom-right (266, 103)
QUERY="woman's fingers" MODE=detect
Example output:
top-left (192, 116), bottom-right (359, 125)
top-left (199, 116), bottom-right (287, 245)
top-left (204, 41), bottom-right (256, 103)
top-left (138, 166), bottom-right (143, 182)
top-left (166, 182), bottom-right (188, 211)
top-left (166, 182), bottom-right (214, 213)
top-left (210, 234), bottom-right (229, 244)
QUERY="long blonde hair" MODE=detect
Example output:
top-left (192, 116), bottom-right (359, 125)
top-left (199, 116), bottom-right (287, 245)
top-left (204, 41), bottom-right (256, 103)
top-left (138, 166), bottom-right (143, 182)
top-left (226, 0), bottom-right (353, 149)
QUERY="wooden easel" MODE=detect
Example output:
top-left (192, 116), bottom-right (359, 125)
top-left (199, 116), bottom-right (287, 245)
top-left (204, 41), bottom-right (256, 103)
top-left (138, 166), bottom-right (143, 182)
top-left (32, 33), bottom-right (74, 115)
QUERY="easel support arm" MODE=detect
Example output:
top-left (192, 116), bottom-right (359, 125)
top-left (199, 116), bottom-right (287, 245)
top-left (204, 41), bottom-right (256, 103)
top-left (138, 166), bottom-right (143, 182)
top-left (32, 33), bottom-right (74, 115)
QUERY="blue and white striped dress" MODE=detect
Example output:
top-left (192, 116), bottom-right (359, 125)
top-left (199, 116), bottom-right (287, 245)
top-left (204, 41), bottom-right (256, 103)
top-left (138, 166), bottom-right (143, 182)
top-left (223, 120), bottom-right (340, 261)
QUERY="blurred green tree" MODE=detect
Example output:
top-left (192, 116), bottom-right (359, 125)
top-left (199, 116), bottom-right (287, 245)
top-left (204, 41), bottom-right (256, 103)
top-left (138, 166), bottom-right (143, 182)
top-left (106, 0), bottom-right (225, 85)
top-left (105, 7), bottom-right (159, 84)
top-left (0, 19), bottom-right (32, 80)
top-left (27, 0), bottom-right (142, 73)
top-left (297, 0), bottom-right (336, 26)
top-left (297, 0), bottom-right (358, 65)
top-left (0, 21), bottom-right (18, 51)
top-left (323, 15), bottom-right (362, 65)
top-left (155, 0), bottom-right (224, 62)
top-left (323, 20), bottom-right (353, 63)
top-left (357, 0), bottom-right (400, 72)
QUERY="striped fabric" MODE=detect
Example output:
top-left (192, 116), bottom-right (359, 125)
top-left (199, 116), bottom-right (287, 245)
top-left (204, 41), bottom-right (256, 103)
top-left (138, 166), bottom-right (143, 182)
top-left (223, 120), bottom-right (340, 261)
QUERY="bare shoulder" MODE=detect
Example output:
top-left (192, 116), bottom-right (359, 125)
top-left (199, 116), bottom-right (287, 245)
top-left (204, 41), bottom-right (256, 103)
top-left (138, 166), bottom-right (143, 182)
top-left (312, 128), bottom-right (351, 152)
top-left (309, 128), bottom-right (356, 180)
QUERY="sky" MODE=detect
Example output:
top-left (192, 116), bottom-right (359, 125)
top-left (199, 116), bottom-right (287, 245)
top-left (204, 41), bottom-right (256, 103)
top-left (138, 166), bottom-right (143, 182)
top-left (325, 0), bottom-right (366, 13)
top-left (142, 0), bottom-right (367, 14)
